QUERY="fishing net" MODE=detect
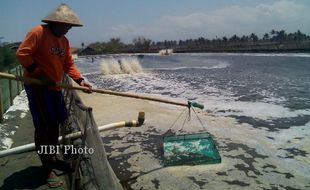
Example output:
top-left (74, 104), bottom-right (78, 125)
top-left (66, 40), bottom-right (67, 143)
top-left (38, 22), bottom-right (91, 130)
top-left (61, 75), bottom-right (123, 190)
top-left (163, 132), bottom-right (221, 166)
top-left (163, 107), bottom-right (221, 166)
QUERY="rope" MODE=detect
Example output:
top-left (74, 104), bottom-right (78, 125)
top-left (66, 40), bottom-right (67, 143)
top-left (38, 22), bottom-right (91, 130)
top-left (166, 106), bottom-right (207, 134)
top-left (166, 108), bottom-right (187, 132)
top-left (192, 108), bottom-right (207, 131)
top-left (180, 109), bottom-right (191, 132)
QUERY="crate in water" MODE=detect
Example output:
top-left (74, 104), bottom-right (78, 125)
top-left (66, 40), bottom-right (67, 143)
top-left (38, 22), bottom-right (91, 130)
top-left (163, 132), bottom-right (221, 166)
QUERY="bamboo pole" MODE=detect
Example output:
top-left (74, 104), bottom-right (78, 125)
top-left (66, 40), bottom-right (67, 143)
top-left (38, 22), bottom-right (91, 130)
top-left (0, 72), bottom-right (204, 109)
top-left (18, 66), bottom-right (24, 90)
top-left (0, 90), bottom-right (3, 123)
top-left (8, 71), bottom-right (13, 106)
top-left (16, 67), bottom-right (20, 93)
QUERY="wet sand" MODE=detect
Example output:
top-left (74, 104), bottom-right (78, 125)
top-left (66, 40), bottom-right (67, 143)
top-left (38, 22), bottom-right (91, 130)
top-left (78, 92), bottom-right (310, 190)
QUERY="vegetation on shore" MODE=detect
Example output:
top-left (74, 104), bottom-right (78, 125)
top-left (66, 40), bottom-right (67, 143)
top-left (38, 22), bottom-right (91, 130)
top-left (80, 29), bottom-right (310, 55)
top-left (1, 29), bottom-right (310, 64)
top-left (0, 43), bottom-right (19, 71)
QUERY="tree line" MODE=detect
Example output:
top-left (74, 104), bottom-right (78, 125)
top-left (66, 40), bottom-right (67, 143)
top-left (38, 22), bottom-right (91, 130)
top-left (1, 29), bottom-right (309, 69)
top-left (80, 29), bottom-right (310, 55)
top-left (0, 42), bottom-right (19, 71)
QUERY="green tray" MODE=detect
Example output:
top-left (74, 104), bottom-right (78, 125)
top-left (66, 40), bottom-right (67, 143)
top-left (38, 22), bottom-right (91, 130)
top-left (163, 132), bottom-right (221, 166)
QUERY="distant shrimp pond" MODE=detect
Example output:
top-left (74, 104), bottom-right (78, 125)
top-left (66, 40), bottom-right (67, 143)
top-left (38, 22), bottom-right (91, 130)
top-left (74, 53), bottom-right (310, 190)
top-left (1, 53), bottom-right (309, 190)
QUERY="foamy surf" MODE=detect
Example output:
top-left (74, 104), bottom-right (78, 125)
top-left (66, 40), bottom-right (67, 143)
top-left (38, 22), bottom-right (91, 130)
top-left (0, 91), bottom-right (28, 150)
top-left (75, 53), bottom-right (310, 189)
top-left (146, 62), bottom-right (230, 71)
top-left (186, 52), bottom-right (310, 58)
top-left (100, 57), bottom-right (143, 75)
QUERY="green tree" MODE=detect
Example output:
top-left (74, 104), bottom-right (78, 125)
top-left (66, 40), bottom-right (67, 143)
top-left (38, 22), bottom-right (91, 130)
top-left (106, 38), bottom-right (125, 53)
top-left (133, 36), bottom-right (152, 52)
top-left (263, 33), bottom-right (270, 41)
top-left (240, 35), bottom-right (249, 43)
top-left (0, 46), bottom-right (18, 71)
top-left (229, 34), bottom-right (240, 43)
top-left (222, 37), bottom-right (228, 43)
top-left (276, 30), bottom-right (287, 42)
top-left (250, 33), bottom-right (258, 42)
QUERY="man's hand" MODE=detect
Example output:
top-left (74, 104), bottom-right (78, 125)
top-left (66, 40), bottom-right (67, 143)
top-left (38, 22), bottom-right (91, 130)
top-left (80, 80), bottom-right (92, 93)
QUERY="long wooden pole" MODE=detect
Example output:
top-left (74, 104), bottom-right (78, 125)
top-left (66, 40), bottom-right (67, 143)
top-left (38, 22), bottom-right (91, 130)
top-left (0, 91), bottom-right (3, 123)
top-left (8, 71), bottom-right (13, 106)
top-left (0, 72), bottom-right (204, 109)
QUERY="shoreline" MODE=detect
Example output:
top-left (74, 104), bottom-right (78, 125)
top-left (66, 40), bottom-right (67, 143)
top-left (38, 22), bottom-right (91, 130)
top-left (0, 89), bottom-right (309, 189)
top-left (78, 50), bottom-right (310, 57)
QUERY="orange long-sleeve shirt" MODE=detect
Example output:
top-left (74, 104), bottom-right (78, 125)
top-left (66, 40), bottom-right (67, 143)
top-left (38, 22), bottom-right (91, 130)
top-left (16, 25), bottom-right (82, 90)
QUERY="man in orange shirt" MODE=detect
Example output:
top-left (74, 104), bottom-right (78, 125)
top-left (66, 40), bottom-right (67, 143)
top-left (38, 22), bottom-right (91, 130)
top-left (16, 4), bottom-right (91, 188)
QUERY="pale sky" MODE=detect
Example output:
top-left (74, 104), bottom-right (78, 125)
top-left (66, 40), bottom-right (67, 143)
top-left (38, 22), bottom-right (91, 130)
top-left (1, 0), bottom-right (310, 47)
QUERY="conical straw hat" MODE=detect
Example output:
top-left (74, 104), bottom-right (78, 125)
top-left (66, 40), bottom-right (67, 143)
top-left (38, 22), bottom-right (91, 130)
top-left (42, 4), bottom-right (83, 27)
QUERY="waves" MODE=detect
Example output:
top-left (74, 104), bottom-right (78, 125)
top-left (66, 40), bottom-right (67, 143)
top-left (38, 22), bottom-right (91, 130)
top-left (146, 62), bottom-right (230, 71)
top-left (186, 52), bottom-right (310, 58)
top-left (100, 57), bottom-right (143, 75)
top-left (78, 53), bottom-right (310, 130)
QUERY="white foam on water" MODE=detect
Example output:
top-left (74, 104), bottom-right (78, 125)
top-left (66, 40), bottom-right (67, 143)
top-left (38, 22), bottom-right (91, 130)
top-left (0, 91), bottom-right (28, 150)
top-left (4, 91), bottom-right (28, 118)
top-left (146, 66), bottom-right (188, 71)
top-left (99, 71), bottom-right (310, 123)
top-left (204, 99), bottom-right (310, 120)
top-left (238, 53), bottom-right (310, 58)
top-left (120, 73), bottom-right (310, 177)
top-left (0, 136), bottom-right (14, 150)
top-left (147, 64), bottom-right (229, 71)
top-left (207, 61), bottom-right (230, 69)
top-left (100, 57), bottom-right (143, 75)
top-left (207, 116), bottom-right (310, 177)
top-left (82, 71), bottom-right (102, 76)
top-left (86, 60), bottom-right (310, 188)
top-left (185, 52), bottom-right (310, 58)
top-left (84, 54), bottom-right (310, 188)
top-left (102, 96), bottom-right (309, 189)
top-left (145, 60), bottom-right (230, 71)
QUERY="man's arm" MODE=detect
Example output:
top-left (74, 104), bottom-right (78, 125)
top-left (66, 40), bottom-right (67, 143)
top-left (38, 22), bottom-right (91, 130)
top-left (16, 29), bottom-right (40, 75)
top-left (64, 44), bottom-right (92, 92)
top-left (16, 26), bottom-right (54, 85)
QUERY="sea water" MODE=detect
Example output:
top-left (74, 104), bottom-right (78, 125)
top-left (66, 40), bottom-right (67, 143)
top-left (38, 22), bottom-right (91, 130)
top-left (2, 53), bottom-right (309, 189)
top-left (77, 53), bottom-right (310, 132)
top-left (75, 53), bottom-right (310, 189)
